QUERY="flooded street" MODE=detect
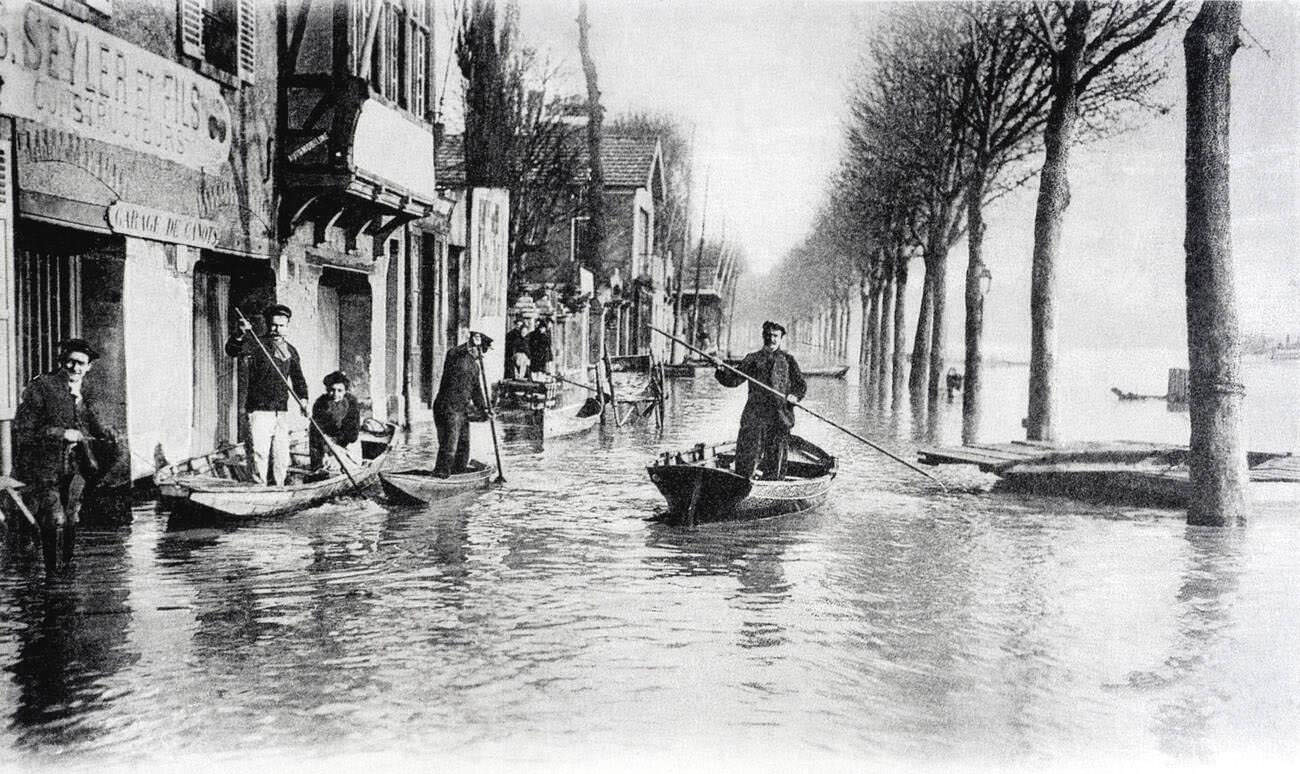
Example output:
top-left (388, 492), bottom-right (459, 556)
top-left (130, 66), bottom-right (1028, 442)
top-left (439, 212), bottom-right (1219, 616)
top-left (1, 362), bottom-right (1298, 771)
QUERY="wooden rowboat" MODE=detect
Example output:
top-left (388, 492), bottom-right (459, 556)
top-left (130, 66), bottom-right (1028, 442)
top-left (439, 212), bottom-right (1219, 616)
top-left (647, 434), bottom-right (836, 525)
top-left (155, 425), bottom-right (395, 519)
top-left (803, 364), bottom-right (850, 378)
top-left (379, 460), bottom-right (496, 503)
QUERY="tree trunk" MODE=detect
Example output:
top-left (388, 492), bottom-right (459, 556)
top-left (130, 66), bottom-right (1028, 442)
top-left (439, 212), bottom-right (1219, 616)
top-left (1026, 4), bottom-right (1089, 442)
top-left (909, 266), bottom-right (934, 403)
top-left (892, 247), bottom-right (909, 411)
top-left (877, 269), bottom-right (893, 407)
top-left (963, 181), bottom-right (988, 444)
top-left (925, 238), bottom-right (948, 413)
top-left (865, 281), bottom-right (881, 387)
top-left (859, 286), bottom-right (872, 369)
top-left (577, 1), bottom-right (607, 270)
top-left (1184, 1), bottom-right (1246, 527)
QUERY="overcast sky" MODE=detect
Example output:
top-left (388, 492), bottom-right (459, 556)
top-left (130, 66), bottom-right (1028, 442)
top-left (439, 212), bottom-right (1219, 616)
top-left (440, 0), bottom-right (1299, 354)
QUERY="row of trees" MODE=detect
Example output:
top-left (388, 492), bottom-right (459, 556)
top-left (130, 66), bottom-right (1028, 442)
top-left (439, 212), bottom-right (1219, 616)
top-left (767, 0), bottom-right (1180, 444)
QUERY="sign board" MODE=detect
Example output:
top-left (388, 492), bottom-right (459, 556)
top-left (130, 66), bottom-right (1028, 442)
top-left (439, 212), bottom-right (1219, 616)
top-left (107, 201), bottom-right (219, 249)
top-left (0, 1), bottom-right (232, 171)
top-left (352, 99), bottom-right (437, 201)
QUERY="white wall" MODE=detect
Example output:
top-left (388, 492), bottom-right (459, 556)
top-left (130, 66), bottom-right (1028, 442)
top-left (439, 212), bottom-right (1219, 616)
top-left (123, 238), bottom-right (194, 478)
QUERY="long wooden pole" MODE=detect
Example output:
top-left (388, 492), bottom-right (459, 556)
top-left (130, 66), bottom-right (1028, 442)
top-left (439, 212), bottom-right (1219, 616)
top-left (650, 325), bottom-right (946, 489)
top-left (473, 345), bottom-right (506, 484)
top-left (234, 308), bottom-right (360, 488)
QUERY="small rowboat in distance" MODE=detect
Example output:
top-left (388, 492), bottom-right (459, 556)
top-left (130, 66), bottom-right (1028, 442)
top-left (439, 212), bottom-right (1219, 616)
top-left (802, 364), bottom-right (850, 379)
top-left (647, 435), bottom-right (836, 525)
top-left (156, 424), bottom-right (395, 520)
top-left (379, 459), bottom-right (497, 504)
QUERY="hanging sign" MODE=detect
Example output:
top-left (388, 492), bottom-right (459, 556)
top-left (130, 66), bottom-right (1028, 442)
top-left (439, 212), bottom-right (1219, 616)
top-left (107, 201), bottom-right (219, 249)
top-left (0, 1), bottom-right (232, 170)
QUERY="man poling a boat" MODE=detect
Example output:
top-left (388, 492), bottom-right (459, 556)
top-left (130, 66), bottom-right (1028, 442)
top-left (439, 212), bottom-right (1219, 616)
top-left (433, 331), bottom-right (496, 478)
top-left (714, 320), bottom-right (806, 480)
top-left (650, 325), bottom-right (947, 489)
top-left (229, 306), bottom-right (362, 489)
top-left (227, 304), bottom-right (309, 486)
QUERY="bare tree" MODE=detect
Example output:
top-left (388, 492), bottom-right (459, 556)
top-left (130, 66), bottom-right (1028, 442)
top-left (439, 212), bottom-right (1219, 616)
top-left (457, 1), bottom-right (584, 288)
top-left (949, 3), bottom-right (1054, 444)
top-left (508, 88), bottom-right (584, 286)
top-left (1020, 0), bottom-right (1181, 442)
top-left (577, 1), bottom-right (607, 274)
top-left (457, 0), bottom-right (516, 187)
top-left (1184, 0), bottom-right (1245, 526)
top-left (853, 7), bottom-right (972, 416)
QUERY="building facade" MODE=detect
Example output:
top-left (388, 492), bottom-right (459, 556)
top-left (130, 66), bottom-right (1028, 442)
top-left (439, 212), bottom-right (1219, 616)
top-left (0, 0), bottom-right (473, 481)
top-left (0, 0), bottom-right (277, 479)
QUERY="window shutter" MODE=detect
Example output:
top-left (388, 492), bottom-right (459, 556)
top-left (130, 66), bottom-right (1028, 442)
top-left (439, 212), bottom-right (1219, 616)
top-left (237, 0), bottom-right (256, 83)
top-left (180, 0), bottom-right (203, 59)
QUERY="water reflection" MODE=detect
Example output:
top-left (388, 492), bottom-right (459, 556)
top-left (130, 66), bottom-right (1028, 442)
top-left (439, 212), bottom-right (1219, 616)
top-left (7, 530), bottom-right (137, 749)
top-left (1150, 527), bottom-right (1243, 759)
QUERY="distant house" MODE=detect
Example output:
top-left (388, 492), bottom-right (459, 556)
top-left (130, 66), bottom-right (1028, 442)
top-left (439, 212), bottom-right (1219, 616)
top-left (571, 136), bottom-right (670, 360)
top-left (678, 241), bottom-right (744, 358)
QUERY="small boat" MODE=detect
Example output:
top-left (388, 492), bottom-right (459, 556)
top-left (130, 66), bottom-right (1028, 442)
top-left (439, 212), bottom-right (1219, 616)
top-left (155, 424), bottom-right (395, 519)
top-left (379, 459), bottom-right (496, 504)
top-left (647, 434), bottom-right (837, 525)
top-left (803, 364), bottom-right (850, 379)
top-left (1110, 387), bottom-right (1166, 401)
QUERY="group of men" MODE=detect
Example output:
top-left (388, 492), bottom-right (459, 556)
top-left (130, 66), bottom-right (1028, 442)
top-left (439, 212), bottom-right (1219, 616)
top-left (504, 316), bottom-right (553, 380)
top-left (9, 300), bottom-right (806, 571)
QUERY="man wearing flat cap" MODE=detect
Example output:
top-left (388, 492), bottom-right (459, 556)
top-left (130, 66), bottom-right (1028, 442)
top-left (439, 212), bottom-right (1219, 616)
top-left (14, 338), bottom-right (113, 570)
top-left (226, 303), bottom-right (309, 485)
top-left (433, 331), bottom-right (494, 477)
top-left (715, 320), bottom-right (807, 479)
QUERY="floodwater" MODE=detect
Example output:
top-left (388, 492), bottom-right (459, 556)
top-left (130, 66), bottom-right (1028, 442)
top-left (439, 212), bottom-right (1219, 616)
top-left (0, 353), bottom-right (1297, 772)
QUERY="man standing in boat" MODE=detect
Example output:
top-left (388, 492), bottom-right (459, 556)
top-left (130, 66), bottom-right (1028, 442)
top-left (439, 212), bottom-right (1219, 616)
top-left (715, 320), bottom-right (806, 480)
top-left (226, 304), bottom-right (309, 485)
top-left (433, 332), bottom-right (494, 477)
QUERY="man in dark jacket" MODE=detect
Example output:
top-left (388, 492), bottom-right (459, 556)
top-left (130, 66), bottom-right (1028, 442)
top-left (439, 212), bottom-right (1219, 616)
top-left (526, 318), bottom-right (553, 377)
top-left (433, 332), bottom-right (493, 476)
top-left (14, 338), bottom-right (111, 569)
top-left (715, 320), bottom-right (806, 479)
top-left (226, 303), bottom-right (309, 484)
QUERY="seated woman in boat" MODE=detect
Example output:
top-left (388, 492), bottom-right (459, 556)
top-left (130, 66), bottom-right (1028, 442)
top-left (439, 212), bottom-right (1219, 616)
top-left (310, 371), bottom-right (361, 472)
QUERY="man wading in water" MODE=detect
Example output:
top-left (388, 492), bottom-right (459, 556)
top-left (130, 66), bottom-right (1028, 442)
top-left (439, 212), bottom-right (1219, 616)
top-left (715, 320), bottom-right (806, 480)
top-left (13, 338), bottom-right (115, 571)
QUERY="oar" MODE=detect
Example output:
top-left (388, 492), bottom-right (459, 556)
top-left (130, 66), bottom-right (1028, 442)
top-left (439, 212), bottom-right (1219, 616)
top-left (234, 308), bottom-right (361, 489)
top-left (649, 325), bottom-right (947, 491)
top-left (473, 344), bottom-right (507, 484)
top-left (552, 372), bottom-right (601, 395)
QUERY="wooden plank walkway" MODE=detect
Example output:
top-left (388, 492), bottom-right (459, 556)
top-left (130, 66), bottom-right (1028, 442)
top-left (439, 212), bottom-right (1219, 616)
top-left (916, 440), bottom-right (1183, 474)
top-left (917, 441), bottom-right (1299, 507)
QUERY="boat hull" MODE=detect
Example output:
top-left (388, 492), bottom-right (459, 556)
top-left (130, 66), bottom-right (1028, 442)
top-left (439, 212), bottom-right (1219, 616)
top-left (379, 462), bottom-right (496, 503)
top-left (156, 428), bottom-right (394, 520)
top-left (647, 435), bottom-right (836, 524)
